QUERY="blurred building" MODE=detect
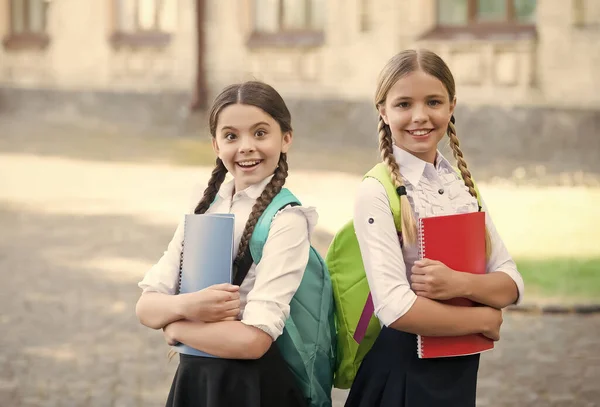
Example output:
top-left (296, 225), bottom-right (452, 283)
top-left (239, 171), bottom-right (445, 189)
top-left (0, 0), bottom-right (598, 174)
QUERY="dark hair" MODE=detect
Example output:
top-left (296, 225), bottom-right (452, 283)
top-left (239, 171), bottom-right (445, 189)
top-left (194, 81), bottom-right (292, 265)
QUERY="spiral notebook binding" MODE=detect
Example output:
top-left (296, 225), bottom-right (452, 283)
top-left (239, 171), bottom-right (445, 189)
top-left (176, 215), bottom-right (187, 295)
top-left (417, 333), bottom-right (424, 358)
top-left (417, 217), bottom-right (426, 260)
top-left (416, 217), bottom-right (426, 358)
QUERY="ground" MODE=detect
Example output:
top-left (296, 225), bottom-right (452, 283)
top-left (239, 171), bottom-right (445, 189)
top-left (1, 117), bottom-right (599, 406)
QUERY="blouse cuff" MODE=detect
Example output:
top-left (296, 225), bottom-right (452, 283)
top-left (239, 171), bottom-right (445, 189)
top-left (241, 300), bottom-right (290, 340)
top-left (494, 268), bottom-right (525, 305)
top-left (375, 289), bottom-right (418, 327)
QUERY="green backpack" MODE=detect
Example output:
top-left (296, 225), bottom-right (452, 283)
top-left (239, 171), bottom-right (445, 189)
top-left (248, 188), bottom-right (336, 407)
top-left (325, 162), bottom-right (481, 389)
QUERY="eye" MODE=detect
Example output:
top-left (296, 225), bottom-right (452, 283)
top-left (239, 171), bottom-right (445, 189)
top-left (428, 100), bottom-right (442, 107)
top-left (255, 129), bottom-right (267, 138)
top-left (224, 133), bottom-right (237, 141)
top-left (395, 101), bottom-right (410, 109)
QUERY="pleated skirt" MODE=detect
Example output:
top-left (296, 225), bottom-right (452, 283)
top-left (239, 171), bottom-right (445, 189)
top-left (345, 327), bottom-right (480, 407)
top-left (166, 344), bottom-right (307, 407)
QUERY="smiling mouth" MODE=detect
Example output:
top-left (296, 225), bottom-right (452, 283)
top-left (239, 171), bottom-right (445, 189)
top-left (406, 129), bottom-right (434, 137)
top-left (236, 159), bottom-right (263, 170)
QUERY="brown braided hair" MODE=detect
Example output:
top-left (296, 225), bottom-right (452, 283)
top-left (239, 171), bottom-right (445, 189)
top-left (375, 49), bottom-right (491, 256)
top-left (197, 81), bottom-right (293, 265)
top-left (235, 153), bottom-right (289, 264)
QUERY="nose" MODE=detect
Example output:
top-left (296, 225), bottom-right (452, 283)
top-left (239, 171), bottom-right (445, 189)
top-left (412, 103), bottom-right (428, 123)
top-left (238, 134), bottom-right (256, 153)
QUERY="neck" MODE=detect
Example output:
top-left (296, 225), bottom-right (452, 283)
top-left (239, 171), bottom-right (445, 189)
top-left (398, 146), bottom-right (437, 165)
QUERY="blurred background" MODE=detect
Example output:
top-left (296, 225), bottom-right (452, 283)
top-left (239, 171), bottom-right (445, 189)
top-left (0, 0), bottom-right (599, 406)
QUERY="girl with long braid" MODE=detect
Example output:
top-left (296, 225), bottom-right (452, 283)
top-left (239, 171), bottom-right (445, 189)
top-left (136, 81), bottom-right (314, 407)
top-left (345, 49), bottom-right (525, 407)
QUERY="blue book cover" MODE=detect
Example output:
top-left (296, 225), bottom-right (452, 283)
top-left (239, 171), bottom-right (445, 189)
top-left (173, 213), bottom-right (235, 357)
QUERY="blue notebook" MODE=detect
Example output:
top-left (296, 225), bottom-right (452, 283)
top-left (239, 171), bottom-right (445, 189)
top-left (173, 213), bottom-right (235, 357)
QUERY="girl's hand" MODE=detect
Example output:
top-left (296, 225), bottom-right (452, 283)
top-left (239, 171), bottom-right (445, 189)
top-left (163, 323), bottom-right (179, 346)
top-left (178, 283), bottom-right (241, 322)
top-left (479, 306), bottom-right (503, 341)
top-left (410, 259), bottom-right (465, 300)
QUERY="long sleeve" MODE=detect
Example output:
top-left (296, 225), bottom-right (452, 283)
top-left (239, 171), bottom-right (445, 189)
top-left (137, 216), bottom-right (184, 295)
top-left (353, 178), bottom-right (418, 327)
top-left (241, 206), bottom-right (317, 340)
top-left (482, 199), bottom-right (525, 304)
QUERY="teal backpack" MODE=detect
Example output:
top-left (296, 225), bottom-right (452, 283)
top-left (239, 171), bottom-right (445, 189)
top-left (246, 188), bottom-right (336, 407)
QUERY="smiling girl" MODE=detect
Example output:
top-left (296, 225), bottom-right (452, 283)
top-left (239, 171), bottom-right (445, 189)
top-left (344, 49), bottom-right (525, 407)
top-left (135, 81), bottom-right (316, 407)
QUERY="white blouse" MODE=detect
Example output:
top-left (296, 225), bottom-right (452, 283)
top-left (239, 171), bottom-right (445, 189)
top-left (138, 175), bottom-right (318, 340)
top-left (354, 145), bottom-right (525, 327)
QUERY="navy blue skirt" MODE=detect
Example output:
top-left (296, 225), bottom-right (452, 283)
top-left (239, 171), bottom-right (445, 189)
top-left (166, 344), bottom-right (306, 407)
top-left (345, 327), bottom-right (480, 407)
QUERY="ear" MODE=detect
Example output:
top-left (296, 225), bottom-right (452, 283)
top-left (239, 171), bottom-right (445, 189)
top-left (212, 137), bottom-right (220, 156)
top-left (281, 131), bottom-right (293, 153)
top-left (377, 104), bottom-right (389, 125)
top-left (449, 96), bottom-right (457, 117)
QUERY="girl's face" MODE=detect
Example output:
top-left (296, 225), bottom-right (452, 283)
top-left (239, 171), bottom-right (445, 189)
top-left (378, 70), bottom-right (455, 164)
top-left (213, 103), bottom-right (292, 192)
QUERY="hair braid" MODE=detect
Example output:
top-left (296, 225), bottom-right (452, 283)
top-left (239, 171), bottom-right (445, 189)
top-left (447, 116), bottom-right (492, 257)
top-left (447, 118), bottom-right (477, 198)
top-left (378, 116), bottom-right (417, 245)
top-left (234, 153), bottom-right (289, 265)
top-left (194, 158), bottom-right (228, 214)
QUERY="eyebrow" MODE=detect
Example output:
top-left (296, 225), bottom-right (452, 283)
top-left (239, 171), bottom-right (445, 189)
top-left (220, 121), bottom-right (271, 132)
top-left (392, 94), bottom-right (446, 102)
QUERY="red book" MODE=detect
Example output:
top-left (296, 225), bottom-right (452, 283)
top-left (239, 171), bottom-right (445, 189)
top-left (416, 211), bottom-right (494, 358)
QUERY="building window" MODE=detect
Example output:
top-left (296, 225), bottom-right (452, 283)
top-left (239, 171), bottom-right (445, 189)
top-left (426, 0), bottom-right (536, 40)
top-left (572, 0), bottom-right (600, 27)
top-left (110, 0), bottom-right (172, 48)
top-left (248, 0), bottom-right (325, 48)
top-left (3, 0), bottom-right (50, 50)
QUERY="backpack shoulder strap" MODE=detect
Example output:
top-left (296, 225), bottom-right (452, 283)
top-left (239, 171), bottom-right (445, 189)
top-left (248, 188), bottom-right (300, 264)
top-left (364, 163), bottom-right (402, 231)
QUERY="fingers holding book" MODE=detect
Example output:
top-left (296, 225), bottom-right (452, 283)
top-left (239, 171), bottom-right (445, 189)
top-left (410, 258), bottom-right (465, 300)
top-left (178, 284), bottom-right (241, 323)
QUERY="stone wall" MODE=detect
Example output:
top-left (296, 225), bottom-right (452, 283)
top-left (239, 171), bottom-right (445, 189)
top-left (2, 86), bottom-right (598, 182)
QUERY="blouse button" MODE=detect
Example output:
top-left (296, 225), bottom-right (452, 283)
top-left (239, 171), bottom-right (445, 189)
top-left (438, 188), bottom-right (444, 195)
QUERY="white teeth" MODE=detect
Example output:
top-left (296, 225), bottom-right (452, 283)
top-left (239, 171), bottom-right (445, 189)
top-left (238, 160), bottom-right (260, 167)
top-left (409, 130), bottom-right (431, 136)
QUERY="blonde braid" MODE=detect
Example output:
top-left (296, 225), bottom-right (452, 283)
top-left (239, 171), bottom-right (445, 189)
top-left (234, 153), bottom-right (289, 266)
top-left (194, 158), bottom-right (228, 214)
top-left (447, 120), bottom-right (477, 198)
top-left (378, 116), bottom-right (417, 246)
top-left (447, 117), bottom-right (492, 257)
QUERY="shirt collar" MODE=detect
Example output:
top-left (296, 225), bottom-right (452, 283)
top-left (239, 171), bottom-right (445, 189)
top-left (392, 145), bottom-right (453, 186)
top-left (217, 174), bottom-right (275, 200)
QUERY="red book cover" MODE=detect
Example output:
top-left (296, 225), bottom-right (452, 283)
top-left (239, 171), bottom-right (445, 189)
top-left (416, 211), bottom-right (494, 358)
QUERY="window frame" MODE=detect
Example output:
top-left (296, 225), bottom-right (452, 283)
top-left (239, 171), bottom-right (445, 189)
top-left (109, 0), bottom-right (172, 48)
top-left (2, 0), bottom-right (50, 51)
top-left (424, 0), bottom-right (537, 41)
top-left (247, 0), bottom-right (325, 48)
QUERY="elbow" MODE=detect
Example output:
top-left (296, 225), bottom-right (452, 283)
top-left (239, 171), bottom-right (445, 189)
top-left (135, 297), bottom-right (161, 330)
top-left (497, 278), bottom-right (521, 309)
top-left (497, 292), bottom-right (519, 309)
top-left (240, 328), bottom-right (273, 360)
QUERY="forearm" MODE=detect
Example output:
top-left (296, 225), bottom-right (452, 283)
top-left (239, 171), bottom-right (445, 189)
top-left (136, 292), bottom-right (184, 329)
top-left (461, 271), bottom-right (519, 309)
top-left (389, 296), bottom-right (491, 337)
top-left (167, 320), bottom-right (272, 359)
